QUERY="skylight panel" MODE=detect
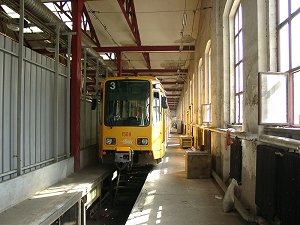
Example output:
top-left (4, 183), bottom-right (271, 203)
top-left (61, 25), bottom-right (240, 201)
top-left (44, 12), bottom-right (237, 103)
top-left (1, 5), bottom-right (19, 18)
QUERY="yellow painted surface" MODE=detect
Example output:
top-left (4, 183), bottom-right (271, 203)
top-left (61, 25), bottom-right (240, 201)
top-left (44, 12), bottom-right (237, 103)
top-left (116, 146), bottom-right (131, 152)
top-left (100, 76), bottom-right (167, 161)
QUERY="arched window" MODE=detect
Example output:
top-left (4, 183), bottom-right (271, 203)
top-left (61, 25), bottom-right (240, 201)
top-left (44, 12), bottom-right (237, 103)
top-left (233, 4), bottom-right (243, 124)
top-left (203, 41), bottom-right (212, 124)
top-left (198, 58), bottom-right (203, 124)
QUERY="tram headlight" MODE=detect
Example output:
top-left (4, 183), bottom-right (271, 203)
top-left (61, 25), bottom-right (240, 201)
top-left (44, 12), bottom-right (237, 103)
top-left (137, 138), bottom-right (148, 145)
top-left (105, 138), bottom-right (116, 145)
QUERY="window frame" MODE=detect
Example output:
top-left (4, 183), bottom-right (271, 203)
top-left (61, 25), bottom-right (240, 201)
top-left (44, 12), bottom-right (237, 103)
top-left (233, 3), bottom-right (244, 124)
top-left (201, 103), bottom-right (212, 124)
top-left (258, 72), bottom-right (289, 125)
top-left (276, 0), bottom-right (300, 126)
top-left (204, 41), bottom-right (212, 125)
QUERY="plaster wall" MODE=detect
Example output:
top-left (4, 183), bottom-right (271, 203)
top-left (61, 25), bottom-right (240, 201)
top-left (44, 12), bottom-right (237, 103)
top-left (0, 158), bottom-right (74, 213)
top-left (239, 0), bottom-right (259, 211)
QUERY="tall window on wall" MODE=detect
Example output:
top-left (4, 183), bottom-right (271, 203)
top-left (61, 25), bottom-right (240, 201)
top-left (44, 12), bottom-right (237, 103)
top-left (198, 59), bottom-right (203, 123)
top-left (234, 4), bottom-right (243, 124)
top-left (277, 0), bottom-right (300, 125)
top-left (203, 41), bottom-right (211, 124)
top-left (190, 74), bottom-right (195, 123)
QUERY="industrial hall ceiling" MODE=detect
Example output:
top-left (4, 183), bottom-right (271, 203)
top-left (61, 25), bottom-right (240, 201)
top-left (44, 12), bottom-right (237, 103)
top-left (0, 0), bottom-right (205, 111)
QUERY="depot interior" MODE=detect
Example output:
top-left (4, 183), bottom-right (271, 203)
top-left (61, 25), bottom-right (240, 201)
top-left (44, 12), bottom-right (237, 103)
top-left (0, 0), bottom-right (300, 225)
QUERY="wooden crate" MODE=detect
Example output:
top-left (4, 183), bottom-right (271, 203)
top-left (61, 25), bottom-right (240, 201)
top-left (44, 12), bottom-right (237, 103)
top-left (180, 135), bottom-right (193, 148)
top-left (185, 150), bottom-right (211, 179)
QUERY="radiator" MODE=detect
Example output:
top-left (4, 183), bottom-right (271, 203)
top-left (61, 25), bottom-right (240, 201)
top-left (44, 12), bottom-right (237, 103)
top-left (230, 138), bottom-right (242, 183)
top-left (255, 145), bottom-right (278, 220)
top-left (256, 145), bottom-right (300, 225)
top-left (279, 152), bottom-right (300, 225)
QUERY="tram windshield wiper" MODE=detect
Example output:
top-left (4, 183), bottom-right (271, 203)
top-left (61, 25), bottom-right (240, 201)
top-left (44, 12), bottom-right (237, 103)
top-left (108, 118), bottom-right (114, 129)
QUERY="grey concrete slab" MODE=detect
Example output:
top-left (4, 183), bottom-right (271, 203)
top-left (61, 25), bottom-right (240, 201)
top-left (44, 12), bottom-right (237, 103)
top-left (0, 165), bottom-right (114, 225)
top-left (126, 135), bottom-right (250, 225)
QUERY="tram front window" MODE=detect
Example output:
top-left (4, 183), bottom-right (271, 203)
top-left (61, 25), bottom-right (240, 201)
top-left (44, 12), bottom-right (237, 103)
top-left (104, 80), bottom-right (150, 126)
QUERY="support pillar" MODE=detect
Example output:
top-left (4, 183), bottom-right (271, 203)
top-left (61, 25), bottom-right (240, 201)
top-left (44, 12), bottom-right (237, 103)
top-left (17, 0), bottom-right (25, 175)
top-left (116, 51), bottom-right (122, 76)
top-left (71, 0), bottom-right (84, 172)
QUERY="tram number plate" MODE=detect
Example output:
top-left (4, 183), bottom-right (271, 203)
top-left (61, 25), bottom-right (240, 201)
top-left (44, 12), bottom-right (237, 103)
top-left (115, 152), bottom-right (131, 163)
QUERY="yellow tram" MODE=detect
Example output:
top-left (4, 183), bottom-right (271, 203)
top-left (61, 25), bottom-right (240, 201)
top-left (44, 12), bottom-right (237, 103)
top-left (99, 76), bottom-right (168, 169)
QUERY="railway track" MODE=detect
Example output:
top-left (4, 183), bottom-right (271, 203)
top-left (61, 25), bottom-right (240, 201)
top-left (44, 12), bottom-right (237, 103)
top-left (87, 165), bottom-right (153, 225)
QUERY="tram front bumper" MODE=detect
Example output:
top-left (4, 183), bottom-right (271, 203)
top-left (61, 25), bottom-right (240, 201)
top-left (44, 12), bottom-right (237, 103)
top-left (115, 147), bottom-right (133, 163)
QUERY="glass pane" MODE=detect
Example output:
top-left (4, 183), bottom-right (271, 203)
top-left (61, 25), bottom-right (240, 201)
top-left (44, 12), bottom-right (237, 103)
top-left (239, 5), bottom-right (242, 30)
top-left (239, 31), bottom-right (244, 61)
top-left (104, 80), bottom-right (150, 126)
top-left (235, 95), bottom-right (239, 123)
top-left (240, 94), bottom-right (243, 123)
top-left (239, 62), bottom-right (244, 91)
top-left (278, 0), bottom-right (289, 24)
top-left (279, 25), bottom-right (290, 72)
top-left (235, 37), bottom-right (239, 63)
top-left (60, 13), bottom-right (70, 22)
top-left (294, 72), bottom-right (300, 125)
top-left (291, 15), bottom-right (300, 68)
top-left (202, 104), bottom-right (211, 123)
top-left (235, 66), bottom-right (239, 93)
top-left (259, 73), bottom-right (288, 124)
top-left (291, 0), bottom-right (300, 14)
top-left (235, 9), bottom-right (239, 35)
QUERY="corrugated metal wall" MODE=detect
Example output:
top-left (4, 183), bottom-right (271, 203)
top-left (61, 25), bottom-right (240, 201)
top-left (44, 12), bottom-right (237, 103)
top-left (0, 35), bottom-right (69, 181)
top-left (80, 100), bottom-right (98, 149)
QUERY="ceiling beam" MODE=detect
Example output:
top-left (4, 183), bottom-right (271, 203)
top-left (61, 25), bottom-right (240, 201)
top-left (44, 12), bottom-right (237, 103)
top-left (86, 68), bottom-right (186, 74)
top-left (165, 94), bottom-right (181, 96)
top-left (94, 45), bottom-right (195, 53)
top-left (142, 52), bottom-right (151, 69)
top-left (117, 0), bottom-right (141, 45)
top-left (82, 5), bottom-right (101, 47)
top-left (122, 69), bottom-right (188, 73)
top-left (117, 0), bottom-right (151, 69)
top-left (165, 88), bottom-right (182, 92)
top-left (161, 81), bottom-right (184, 85)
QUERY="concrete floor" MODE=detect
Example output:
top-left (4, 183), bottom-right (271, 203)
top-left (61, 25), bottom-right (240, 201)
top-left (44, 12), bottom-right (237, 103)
top-left (126, 134), bottom-right (251, 225)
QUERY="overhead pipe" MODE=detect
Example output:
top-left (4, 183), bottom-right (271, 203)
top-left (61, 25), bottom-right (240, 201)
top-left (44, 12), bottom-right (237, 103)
top-left (198, 126), bottom-right (300, 151)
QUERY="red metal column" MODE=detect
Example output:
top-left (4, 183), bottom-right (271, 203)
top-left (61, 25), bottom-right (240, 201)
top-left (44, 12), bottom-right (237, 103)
top-left (71, 0), bottom-right (83, 172)
top-left (116, 51), bottom-right (122, 76)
